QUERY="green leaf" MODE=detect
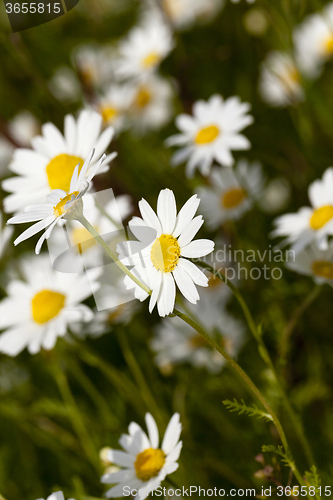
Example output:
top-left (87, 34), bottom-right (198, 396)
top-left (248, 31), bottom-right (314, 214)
top-left (223, 398), bottom-right (273, 422)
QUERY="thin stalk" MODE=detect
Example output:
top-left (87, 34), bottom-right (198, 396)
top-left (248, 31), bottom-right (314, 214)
top-left (77, 215), bottom-right (151, 296)
top-left (192, 259), bottom-right (315, 468)
top-left (95, 200), bottom-right (123, 230)
top-left (172, 308), bottom-right (307, 490)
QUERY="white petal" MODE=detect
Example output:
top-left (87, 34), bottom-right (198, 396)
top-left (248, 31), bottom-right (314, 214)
top-left (178, 216), bottom-right (203, 247)
top-left (161, 413), bottom-right (182, 455)
top-left (139, 199), bottom-right (162, 235)
top-left (172, 266), bottom-right (200, 304)
top-left (181, 239), bottom-right (214, 258)
top-left (145, 413), bottom-right (159, 449)
top-left (157, 189), bottom-right (177, 234)
top-left (177, 258), bottom-right (208, 286)
top-left (173, 195), bottom-right (200, 238)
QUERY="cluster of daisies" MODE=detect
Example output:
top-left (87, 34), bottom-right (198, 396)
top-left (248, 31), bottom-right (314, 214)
top-left (259, 2), bottom-right (333, 108)
top-left (272, 167), bottom-right (333, 288)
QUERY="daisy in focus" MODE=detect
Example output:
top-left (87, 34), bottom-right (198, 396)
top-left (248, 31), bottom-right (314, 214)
top-left (294, 3), bottom-right (333, 78)
top-left (117, 189), bottom-right (215, 317)
top-left (101, 412), bottom-right (182, 499)
top-left (286, 241), bottom-right (333, 287)
top-left (271, 167), bottom-right (333, 253)
top-left (150, 295), bottom-right (244, 374)
top-left (114, 14), bottom-right (174, 80)
top-left (2, 110), bottom-right (115, 213)
top-left (7, 150), bottom-right (107, 254)
top-left (197, 160), bottom-right (264, 229)
top-left (259, 51), bottom-right (304, 107)
top-left (166, 94), bottom-right (254, 177)
top-left (0, 255), bottom-right (100, 356)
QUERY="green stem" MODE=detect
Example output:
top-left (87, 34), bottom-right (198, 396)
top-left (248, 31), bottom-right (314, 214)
top-left (77, 214), bottom-right (151, 296)
top-left (172, 308), bottom-right (306, 489)
top-left (52, 356), bottom-right (100, 471)
top-left (192, 260), bottom-right (315, 468)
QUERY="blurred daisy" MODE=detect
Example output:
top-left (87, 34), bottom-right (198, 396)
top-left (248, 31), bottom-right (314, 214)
top-left (117, 189), bottom-right (214, 317)
top-left (48, 66), bottom-right (82, 103)
top-left (97, 84), bottom-right (132, 132)
top-left (127, 75), bottom-right (174, 133)
top-left (231, 0), bottom-right (255, 3)
top-left (166, 94), bottom-right (254, 177)
top-left (271, 167), bottom-right (333, 253)
top-left (259, 51), bottom-right (304, 107)
top-left (101, 413), bottom-right (182, 499)
top-left (2, 110), bottom-right (115, 213)
top-left (160, 0), bottom-right (223, 30)
top-left (0, 210), bottom-right (13, 259)
top-left (72, 44), bottom-right (115, 89)
top-left (115, 14), bottom-right (174, 79)
top-left (7, 151), bottom-right (106, 254)
top-left (294, 3), bottom-right (333, 78)
top-left (286, 241), bottom-right (333, 287)
top-left (0, 135), bottom-right (14, 177)
top-left (0, 255), bottom-right (100, 356)
top-left (259, 178), bottom-right (291, 214)
top-left (197, 160), bottom-right (264, 228)
top-left (9, 111), bottom-right (40, 147)
top-left (151, 296), bottom-right (244, 373)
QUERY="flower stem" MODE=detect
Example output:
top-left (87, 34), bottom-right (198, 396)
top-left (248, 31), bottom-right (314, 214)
top-left (193, 259), bottom-right (315, 468)
top-left (77, 214), bottom-right (151, 295)
top-left (172, 308), bottom-right (307, 489)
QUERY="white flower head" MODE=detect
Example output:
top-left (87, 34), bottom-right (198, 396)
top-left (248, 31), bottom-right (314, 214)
top-left (97, 84), bottom-right (133, 133)
top-left (72, 43), bottom-right (116, 89)
top-left (2, 110), bottom-right (115, 213)
top-left (159, 0), bottom-right (223, 30)
top-left (101, 412), bottom-right (182, 500)
top-left (0, 210), bottom-right (13, 260)
top-left (294, 3), bottom-right (333, 78)
top-left (8, 111), bottom-right (40, 147)
top-left (271, 167), bottom-right (333, 253)
top-left (286, 240), bottom-right (333, 287)
top-left (166, 94), bottom-right (254, 177)
top-left (7, 150), bottom-right (108, 254)
top-left (117, 189), bottom-right (215, 317)
top-left (259, 51), bottom-right (304, 107)
top-left (0, 255), bottom-right (100, 356)
top-left (197, 159), bottom-right (264, 229)
top-left (115, 14), bottom-right (174, 80)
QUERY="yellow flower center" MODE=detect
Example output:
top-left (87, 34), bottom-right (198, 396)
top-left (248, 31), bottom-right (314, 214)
top-left (150, 234), bottom-right (181, 273)
top-left (46, 154), bottom-right (84, 192)
top-left (195, 125), bottom-right (220, 145)
top-left (100, 106), bottom-right (118, 123)
top-left (53, 191), bottom-right (79, 218)
top-left (142, 52), bottom-right (161, 69)
top-left (309, 206), bottom-right (333, 230)
top-left (31, 289), bottom-right (66, 324)
top-left (134, 448), bottom-right (165, 482)
top-left (323, 35), bottom-right (333, 55)
top-left (221, 188), bottom-right (247, 209)
top-left (135, 87), bottom-right (151, 108)
top-left (71, 226), bottom-right (97, 252)
top-left (311, 260), bottom-right (333, 280)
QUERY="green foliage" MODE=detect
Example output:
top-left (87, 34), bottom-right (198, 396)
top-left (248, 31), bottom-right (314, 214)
top-left (261, 445), bottom-right (295, 471)
top-left (223, 398), bottom-right (273, 422)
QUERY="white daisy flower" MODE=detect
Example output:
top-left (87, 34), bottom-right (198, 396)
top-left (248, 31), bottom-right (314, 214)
top-left (126, 75), bottom-right (174, 133)
top-left (166, 94), bottom-right (254, 177)
top-left (150, 295), bottom-right (244, 373)
top-left (37, 492), bottom-right (75, 500)
top-left (7, 150), bottom-right (107, 255)
top-left (2, 110), bottom-right (115, 213)
top-left (0, 210), bottom-right (13, 259)
top-left (101, 412), bottom-right (182, 499)
top-left (8, 111), bottom-right (40, 147)
top-left (115, 14), bottom-right (174, 80)
top-left (0, 135), bottom-right (14, 178)
top-left (286, 241), bottom-right (333, 287)
top-left (72, 43), bottom-right (116, 89)
top-left (259, 51), bottom-right (304, 107)
top-left (259, 177), bottom-right (291, 214)
top-left (294, 3), bottom-right (333, 78)
top-left (158, 0), bottom-right (223, 30)
top-left (117, 189), bottom-right (215, 317)
top-left (271, 167), bottom-right (333, 253)
top-left (0, 255), bottom-right (100, 356)
top-left (97, 84), bottom-right (133, 132)
top-left (197, 160), bottom-right (264, 228)
top-left (48, 66), bottom-right (82, 104)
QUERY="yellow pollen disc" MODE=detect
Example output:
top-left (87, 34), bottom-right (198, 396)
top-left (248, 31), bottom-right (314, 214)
top-left (46, 154), bottom-right (84, 192)
top-left (221, 188), bottom-right (247, 209)
top-left (71, 226), bottom-right (97, 252)
top-left (323, 35), bottom-right (333, 54)
top-left (310, 205), bottom-right (333, 230)
top-left (31, 289), bottom-right (66, 324)
top-left (135, 87), bottom-right (151, 108)
top-left (150, 234), bottom-right (181, 273)
top-left (190, 334), bottom-right (209, 349)
top-left (311, 260), bottom-right (333, 280)
top-left (135, 448), bottom-right (165, 482)
top-left (195, 125), bottom-right (220, 145)
top-left (100, 106), bottom-right (118, 123)
top-left (142, 52), bottom-right (160, 69)
top-left (53, 191), bottom-right (79, 218)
